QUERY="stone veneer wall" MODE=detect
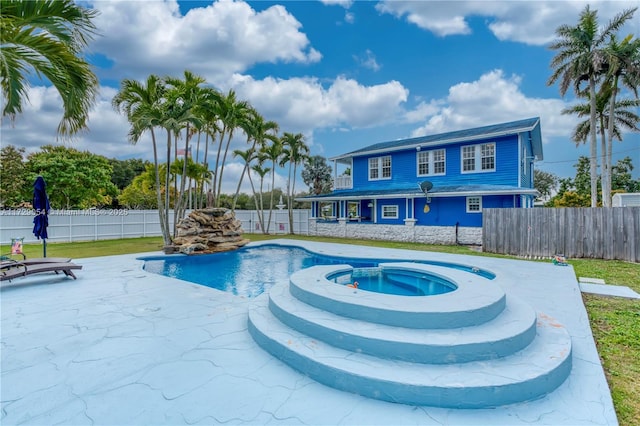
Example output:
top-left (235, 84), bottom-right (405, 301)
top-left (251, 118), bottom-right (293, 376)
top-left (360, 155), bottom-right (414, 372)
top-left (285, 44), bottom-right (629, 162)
top-left (308, 219), bottom-right (482, 245)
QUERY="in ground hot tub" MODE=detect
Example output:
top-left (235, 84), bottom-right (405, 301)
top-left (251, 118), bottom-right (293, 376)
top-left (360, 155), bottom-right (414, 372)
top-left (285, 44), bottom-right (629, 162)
top-left (328, 267), bottom-right (457, 296)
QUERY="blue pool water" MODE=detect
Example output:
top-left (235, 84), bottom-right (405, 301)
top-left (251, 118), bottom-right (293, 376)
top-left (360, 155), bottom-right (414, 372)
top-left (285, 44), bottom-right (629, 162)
top-left (141, 244), bottom-right (494, 298)
top-left (328, 268), bottom-right (457, 296)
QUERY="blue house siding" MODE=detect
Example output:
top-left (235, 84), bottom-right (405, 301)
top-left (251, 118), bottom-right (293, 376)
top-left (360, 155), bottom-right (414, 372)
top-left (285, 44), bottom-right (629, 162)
top-left (414, 195), bottom-right (517, 227)
top-left (376, 199), bottom-right (406, 225)
top-left (352, 135), bottom-right (521, 191)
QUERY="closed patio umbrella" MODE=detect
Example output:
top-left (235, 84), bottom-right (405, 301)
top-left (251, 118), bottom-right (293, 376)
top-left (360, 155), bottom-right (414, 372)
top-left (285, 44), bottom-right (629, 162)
top-left (32, 176), bottom-right (50, 257)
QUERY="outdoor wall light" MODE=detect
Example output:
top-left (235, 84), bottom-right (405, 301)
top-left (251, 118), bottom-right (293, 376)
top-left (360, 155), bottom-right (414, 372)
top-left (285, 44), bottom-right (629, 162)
top-left (416, 146), bottom-right (421, 151)
top-left (367, 202), bottom-right (373, 207)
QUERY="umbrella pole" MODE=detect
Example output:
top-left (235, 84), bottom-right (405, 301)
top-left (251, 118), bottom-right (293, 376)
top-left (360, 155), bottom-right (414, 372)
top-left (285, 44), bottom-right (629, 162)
top-left (43, 239), bottom-right (47, 258)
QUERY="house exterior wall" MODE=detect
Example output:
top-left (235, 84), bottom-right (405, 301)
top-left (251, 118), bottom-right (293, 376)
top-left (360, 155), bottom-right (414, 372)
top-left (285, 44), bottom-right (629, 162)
top-left (367, 194), bottom-right (519, 227)
top-left (351, 134), bottom-right (522, 191)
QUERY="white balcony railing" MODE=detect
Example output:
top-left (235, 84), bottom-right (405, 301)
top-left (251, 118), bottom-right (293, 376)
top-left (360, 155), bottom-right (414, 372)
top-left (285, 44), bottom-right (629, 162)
top-left (334, 175), bottom-right (352, 190)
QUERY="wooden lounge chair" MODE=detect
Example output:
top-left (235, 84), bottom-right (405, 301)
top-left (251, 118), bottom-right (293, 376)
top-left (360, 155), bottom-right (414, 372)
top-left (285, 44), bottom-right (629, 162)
top-left (1, 257), bottom-right (72, 268)
top-left (1, 261), bottom-right (82, 282)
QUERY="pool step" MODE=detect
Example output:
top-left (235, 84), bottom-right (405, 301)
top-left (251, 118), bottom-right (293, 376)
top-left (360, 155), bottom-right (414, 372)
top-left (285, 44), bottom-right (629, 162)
top-left (248, 298), bottom-right (572, 408)
top-left (268, 282), bottom-right (537, 364)
top-left (247, 264), bottom-right (573, 408)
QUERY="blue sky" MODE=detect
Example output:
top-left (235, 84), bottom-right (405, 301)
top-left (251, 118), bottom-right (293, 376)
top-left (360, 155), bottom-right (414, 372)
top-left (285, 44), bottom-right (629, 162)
top-left (3, 0), bottom-right (639, 194)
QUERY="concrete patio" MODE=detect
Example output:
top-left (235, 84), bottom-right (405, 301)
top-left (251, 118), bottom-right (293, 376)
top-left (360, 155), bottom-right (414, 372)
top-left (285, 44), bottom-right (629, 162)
top-left (1, 240), bottom-right (618, 425)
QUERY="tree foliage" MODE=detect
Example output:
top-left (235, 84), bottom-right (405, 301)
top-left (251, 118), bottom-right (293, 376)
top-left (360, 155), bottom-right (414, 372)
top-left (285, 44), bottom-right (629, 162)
top-left (548, 5), bottom-right (638, 207)
top-left (0, 144), bottom-right (28, 207)
top-left (25, 145), bottom-right (118, 209)
top-left (533, 169), bottom-right (559, 201)
top-left (0, 0), bottom-right (100, 136)
top-left (548, 155), bottom-right (639, 206)
top-left (110, 158), bottom-right (150, 190)
top-left (302, 155), bottom-right (333, 195)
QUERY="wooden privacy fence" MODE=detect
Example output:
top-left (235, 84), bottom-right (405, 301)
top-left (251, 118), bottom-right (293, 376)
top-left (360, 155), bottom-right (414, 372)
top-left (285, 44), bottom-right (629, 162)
top-left (482, 207), bottom-right (640, 262)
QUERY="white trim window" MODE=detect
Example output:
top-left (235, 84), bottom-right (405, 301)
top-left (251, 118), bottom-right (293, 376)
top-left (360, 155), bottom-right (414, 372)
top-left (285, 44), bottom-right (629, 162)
top-left (369, 155), bottom-right (392, 180)
top-left (461, 143), bottom-right (495, 173)
top-left (466, 196), bottom-right (482, 213)
top-left (417, 149), bottom-right (446, 176)
top-left (381, 205), bottom-right (398, 219)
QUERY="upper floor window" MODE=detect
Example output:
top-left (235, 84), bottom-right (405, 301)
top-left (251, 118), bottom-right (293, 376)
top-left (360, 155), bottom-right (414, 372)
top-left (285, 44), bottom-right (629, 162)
top-left (461, 143), bottom-right (495, 173)
top-left (369, 155), bottom-right (391, 180)
top-left (417, 149), bottom-right (446, 176)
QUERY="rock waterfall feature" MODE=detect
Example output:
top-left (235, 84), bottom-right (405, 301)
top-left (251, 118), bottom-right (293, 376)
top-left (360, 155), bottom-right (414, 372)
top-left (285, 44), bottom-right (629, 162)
top-left (171, 208), bottom-right (250, 254)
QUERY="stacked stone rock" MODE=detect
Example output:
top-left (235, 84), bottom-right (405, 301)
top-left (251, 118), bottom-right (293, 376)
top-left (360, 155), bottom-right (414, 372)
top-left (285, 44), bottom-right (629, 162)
top-left (172, 208), bottom-right (250, 254)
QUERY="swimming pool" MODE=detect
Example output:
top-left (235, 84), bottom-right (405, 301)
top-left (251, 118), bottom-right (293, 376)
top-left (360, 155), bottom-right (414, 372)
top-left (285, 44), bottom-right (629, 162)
top-left (141, 244), bottom-right (494, 298)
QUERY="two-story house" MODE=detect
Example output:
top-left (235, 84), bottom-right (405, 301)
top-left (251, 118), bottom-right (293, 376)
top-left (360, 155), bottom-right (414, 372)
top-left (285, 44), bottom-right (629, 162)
top-left (301, 117), bottom-right (542, 239)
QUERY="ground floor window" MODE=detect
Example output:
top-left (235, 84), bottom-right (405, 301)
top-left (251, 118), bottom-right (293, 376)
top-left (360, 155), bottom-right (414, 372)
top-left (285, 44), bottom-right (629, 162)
top-left (382, 205), bottom-right (398, 219)
top-left (466, 196), bottom-right (482, 213)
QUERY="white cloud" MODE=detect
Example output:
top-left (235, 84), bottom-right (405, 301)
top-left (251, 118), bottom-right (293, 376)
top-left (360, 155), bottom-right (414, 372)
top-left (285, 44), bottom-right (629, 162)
top-left (344, 11), bottom-right (355, 24)
top-left (354, 49), bottom-right (381, 71)
top-left (407, 70), bottom-right (575, 142)
top-left (1, 85), bottom-right (151, 160)
top-left (375, 1), bottom-right (640, 45)
top-left (89, 0), bottom-right (321, 83)
top-left (319, 0), bottom-right (354, 8)
top-left (228, 74), bottom-right (409, 131)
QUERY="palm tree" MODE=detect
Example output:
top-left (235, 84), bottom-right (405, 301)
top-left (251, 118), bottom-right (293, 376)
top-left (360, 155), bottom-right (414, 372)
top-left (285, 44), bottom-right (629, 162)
top-left (250, 161), bottom-right (271, 234)
top-left (232, 109), bottom-right (279, 211)
top-left (601, 30), bottom-right (640, 205)
top-left (1, 0), bottom-right (100, 136)
top-left (281, 132), bottom-right (309, 234)
top-left (212, 89), bottom-right (252, 207)
top-left (261, 138), bottom-right (284, 234)
top-left (562, 87), bottom-right (640, 204)
top-left (164, 71), bottom-right (206, 229)
top-left (548, 5), bottom-right (636, 207)
top-left (112, 75), bottom-right (172, 245)
top-left (195, 87), bottom-right (222, 207)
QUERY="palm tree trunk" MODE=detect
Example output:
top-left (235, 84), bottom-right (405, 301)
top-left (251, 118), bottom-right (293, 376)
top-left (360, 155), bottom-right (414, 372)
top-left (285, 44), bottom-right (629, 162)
top-left (600, 124), bottom-right (608, 207)
top-left (216, 131), bottom-right (235, 207)
top-left (174, 126), bottom-right (191, 234)
top-left (201, 131), bottom-right (211, 209)
top-left (288, 162), bottom-right (297, 234)
top-left (604, 75), bottom-right (620, 208)
top-left (588, 77), bottom-right (599, 207)
top-left (150, 129), bottom-right (170, 246)
top-left (212, 128), bottom-right (227, 206)
top-left (247, 170), bottom-right (265, 233)
top-left (266, 162), bottom-right (276, 234)
top-left (164, 131), bottom-right (172, 244)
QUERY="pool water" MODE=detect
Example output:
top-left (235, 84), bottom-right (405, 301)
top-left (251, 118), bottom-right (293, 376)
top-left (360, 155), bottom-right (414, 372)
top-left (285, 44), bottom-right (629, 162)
top-left (141, 244), bottom-right (493, 298)
top-left (329, 267), bottom-right (456, 296)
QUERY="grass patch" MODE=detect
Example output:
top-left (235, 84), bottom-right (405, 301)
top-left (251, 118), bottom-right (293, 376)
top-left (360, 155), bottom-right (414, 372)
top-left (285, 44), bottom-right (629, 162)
top-left (1, 237), bottom-right (165, 260)
top-left (583, 294), bottom-right (640, 425)
top-left (3, 233), bottom-right (638, 421)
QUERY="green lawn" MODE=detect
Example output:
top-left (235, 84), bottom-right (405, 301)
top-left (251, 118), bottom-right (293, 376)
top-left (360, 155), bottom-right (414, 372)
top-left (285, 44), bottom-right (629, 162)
top-left (3, 234), bottom-right (638, 424)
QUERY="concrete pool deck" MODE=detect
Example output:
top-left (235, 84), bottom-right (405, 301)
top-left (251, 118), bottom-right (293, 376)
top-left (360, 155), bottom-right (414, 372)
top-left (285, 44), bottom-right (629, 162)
top-left (1, 240), bottom-right (619, 425)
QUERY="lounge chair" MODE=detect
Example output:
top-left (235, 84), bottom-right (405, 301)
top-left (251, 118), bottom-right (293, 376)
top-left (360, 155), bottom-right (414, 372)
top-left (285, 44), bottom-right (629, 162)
top-left (1, 261), bottom-right (82, 282)
top-left (1, 257), bottom-right (72, 268)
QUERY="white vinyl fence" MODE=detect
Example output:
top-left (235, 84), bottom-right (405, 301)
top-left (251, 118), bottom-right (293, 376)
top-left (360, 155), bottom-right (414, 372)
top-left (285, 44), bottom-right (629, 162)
top-left (0, 209), bottom-right (310, 245)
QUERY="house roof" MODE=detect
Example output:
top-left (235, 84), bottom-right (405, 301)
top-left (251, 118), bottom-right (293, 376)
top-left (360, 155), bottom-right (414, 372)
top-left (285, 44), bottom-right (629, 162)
top-left (330, 117), bottom-right (543, 163)
top-left (297, 184), bottom-right (538, 202)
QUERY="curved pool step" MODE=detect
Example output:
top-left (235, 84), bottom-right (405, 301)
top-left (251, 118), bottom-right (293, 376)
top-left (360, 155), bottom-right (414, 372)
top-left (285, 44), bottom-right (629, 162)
top-left (268, 282), bottom-right (537, 364)
top-left (289, 263), bottom-right (506, 329)
top-left (248, 299), bottom-right (572, 408)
